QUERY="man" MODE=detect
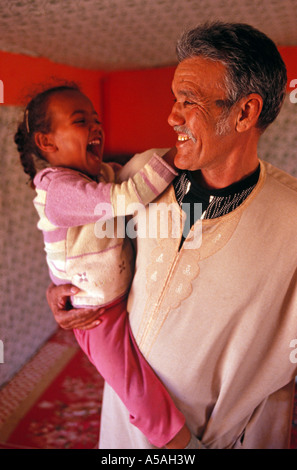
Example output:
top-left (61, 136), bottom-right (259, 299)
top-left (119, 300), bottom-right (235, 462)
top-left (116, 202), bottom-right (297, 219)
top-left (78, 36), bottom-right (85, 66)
top-left (47, 22), bottom-right (297, 449)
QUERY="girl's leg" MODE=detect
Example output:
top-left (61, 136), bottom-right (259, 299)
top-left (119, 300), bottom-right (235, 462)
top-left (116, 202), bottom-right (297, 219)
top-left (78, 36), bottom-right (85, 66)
top-left (73, 295), bottom-right (185, 448)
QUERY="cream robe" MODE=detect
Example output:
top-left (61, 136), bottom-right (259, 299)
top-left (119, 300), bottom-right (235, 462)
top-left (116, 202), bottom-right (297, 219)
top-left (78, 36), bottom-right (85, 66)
top-left (99, 158), bottom-right (297, 449)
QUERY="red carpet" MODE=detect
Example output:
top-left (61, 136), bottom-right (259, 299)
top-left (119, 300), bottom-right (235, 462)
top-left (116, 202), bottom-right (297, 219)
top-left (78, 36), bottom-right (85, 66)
top-left (0, 328), bottom-right (103, 449)
top-left (0, 328), bottom-right (296, 449)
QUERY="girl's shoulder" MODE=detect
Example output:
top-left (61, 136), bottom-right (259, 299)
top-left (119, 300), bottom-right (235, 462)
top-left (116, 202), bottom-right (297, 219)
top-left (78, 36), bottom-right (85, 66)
top-left (33, 166), bottom-right (89, 189)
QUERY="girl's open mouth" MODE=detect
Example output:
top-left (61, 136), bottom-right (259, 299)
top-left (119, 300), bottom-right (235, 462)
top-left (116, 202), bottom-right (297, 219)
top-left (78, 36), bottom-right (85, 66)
top-left (87, 139), bottom-right (101, 160)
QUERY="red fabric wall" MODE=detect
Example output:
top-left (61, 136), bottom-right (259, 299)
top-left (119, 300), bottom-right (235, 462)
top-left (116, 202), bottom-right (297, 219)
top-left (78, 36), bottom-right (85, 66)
top-left (0, 51), bottom-right (104, 111)
top-left (102, 46), bottom-right (297, 156)
top-left (101, 67), bottom-right (176, 156)
top-left (1, 47), bottom-right (296, 158)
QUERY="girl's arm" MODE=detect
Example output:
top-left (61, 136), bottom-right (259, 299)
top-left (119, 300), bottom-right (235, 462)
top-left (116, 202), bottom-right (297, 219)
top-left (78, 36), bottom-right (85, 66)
top-left (33, 149), bottom-right (177, 228)
top-left (116, 147), bottom-right (176, 182)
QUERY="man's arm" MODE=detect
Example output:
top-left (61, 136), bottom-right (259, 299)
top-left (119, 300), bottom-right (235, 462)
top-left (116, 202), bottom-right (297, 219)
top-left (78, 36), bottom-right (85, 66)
top-left (46, 283), bottom-right (104, 330)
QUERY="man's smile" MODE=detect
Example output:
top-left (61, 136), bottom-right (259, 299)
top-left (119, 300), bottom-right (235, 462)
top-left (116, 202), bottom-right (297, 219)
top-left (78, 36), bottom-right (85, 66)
top-left (174, 125), bottom-right (197, 144)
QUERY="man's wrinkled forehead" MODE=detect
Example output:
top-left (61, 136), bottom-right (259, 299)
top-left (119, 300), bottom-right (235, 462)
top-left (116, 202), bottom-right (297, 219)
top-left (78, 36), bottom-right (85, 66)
top-left (172, 56), bottom-right (228, 97)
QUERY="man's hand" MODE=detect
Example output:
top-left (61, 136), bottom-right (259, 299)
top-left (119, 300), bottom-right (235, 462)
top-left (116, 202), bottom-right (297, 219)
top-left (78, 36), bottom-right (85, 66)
top-left (46, 283), bottom-right (104, 330)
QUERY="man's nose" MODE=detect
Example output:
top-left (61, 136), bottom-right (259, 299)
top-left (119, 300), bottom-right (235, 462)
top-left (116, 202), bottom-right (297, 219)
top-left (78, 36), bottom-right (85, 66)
top-left (168, 102), bottom-right (185, 127)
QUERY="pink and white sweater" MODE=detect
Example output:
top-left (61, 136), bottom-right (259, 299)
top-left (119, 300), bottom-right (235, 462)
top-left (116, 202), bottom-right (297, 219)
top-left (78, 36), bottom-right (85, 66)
top-left (33, 150), bottom-right (177, 307)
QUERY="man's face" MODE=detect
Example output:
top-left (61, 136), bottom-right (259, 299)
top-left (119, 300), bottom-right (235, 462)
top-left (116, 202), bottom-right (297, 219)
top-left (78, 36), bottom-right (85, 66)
top-left (168, 56), bottom-right (238, 175)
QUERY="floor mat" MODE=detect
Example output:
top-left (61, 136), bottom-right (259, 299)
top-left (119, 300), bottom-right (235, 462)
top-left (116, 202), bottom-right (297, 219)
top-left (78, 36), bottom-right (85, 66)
top-left (0, 328), bottom-right (103, 449)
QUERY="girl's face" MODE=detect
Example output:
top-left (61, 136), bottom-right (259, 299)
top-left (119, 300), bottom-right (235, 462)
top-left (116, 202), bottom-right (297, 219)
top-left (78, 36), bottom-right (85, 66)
top-left (44, 90), bottom-right (105, 177)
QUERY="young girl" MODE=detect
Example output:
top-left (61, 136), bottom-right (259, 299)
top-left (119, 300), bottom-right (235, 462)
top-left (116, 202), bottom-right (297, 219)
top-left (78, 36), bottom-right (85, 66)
top-left (14, 84), bottom-right (191, 449)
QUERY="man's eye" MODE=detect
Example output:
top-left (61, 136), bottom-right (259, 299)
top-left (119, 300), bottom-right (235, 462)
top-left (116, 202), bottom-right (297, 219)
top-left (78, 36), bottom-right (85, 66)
top-left (184, 100), bottom-right (195, 106)
top-left (74, 119), bottom-right (86, 124)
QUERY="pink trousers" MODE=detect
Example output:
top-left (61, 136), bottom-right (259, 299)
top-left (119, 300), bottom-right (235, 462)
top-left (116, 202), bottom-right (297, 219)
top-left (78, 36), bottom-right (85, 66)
top-left (73, 295), bottom-right (185, 448)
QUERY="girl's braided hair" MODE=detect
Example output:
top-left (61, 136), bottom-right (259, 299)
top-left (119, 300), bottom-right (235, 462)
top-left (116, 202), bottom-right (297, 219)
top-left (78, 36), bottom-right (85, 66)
top-left (14, 82), bottom-right (80, 187)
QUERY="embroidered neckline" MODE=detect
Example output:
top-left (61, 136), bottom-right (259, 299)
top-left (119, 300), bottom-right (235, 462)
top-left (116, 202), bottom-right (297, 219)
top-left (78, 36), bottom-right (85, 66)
top-left (173, 164), bottom-right (260, 219)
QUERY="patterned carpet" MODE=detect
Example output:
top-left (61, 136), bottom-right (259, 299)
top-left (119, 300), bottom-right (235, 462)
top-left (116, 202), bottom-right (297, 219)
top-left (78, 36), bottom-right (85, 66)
top-left (0, 328), bottom-right (103, 449)
top-left (0, 328), bottom-right (296, 449)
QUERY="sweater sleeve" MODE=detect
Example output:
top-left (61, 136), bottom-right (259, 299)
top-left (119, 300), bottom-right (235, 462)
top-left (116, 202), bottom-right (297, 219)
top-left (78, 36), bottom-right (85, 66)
top-left (110, 152), bottom-right (177, 217)
top-left (33, 152), bottom-right (177, 228)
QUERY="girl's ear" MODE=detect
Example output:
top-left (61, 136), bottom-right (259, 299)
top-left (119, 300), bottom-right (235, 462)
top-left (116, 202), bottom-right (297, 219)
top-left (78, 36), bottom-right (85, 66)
top-left (35, 132), bottom-right (57, 154)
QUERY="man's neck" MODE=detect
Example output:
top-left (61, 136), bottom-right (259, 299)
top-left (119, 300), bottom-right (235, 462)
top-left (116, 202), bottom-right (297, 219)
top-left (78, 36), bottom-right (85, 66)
top-left (191, 158), bottom-right (260, 190)
top-left (191, 134), bottom-right (260, 189)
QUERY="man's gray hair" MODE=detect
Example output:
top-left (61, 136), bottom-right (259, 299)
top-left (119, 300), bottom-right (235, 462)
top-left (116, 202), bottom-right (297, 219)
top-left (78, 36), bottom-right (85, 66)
top-left (176, 22), bottom-right (287, 131)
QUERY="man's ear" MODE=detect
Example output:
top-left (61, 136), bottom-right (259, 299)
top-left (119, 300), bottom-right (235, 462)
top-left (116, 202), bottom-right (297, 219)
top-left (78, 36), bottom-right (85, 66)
top-left (35, 132), bottom-right (57, 154)
top-left (235, 94), bottom-right (263, 132)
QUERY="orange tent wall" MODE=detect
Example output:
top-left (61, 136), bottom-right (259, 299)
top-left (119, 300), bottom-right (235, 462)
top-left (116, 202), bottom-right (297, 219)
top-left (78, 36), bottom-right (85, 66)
top-left (0, 50), bottom-right (104, 111)
top-left (103, 46), bottom-right (297, 156)
top-left (1, 47), bottom-right (296, 157)
top-left (278, 46), bottom-right (297, 86)
top-left (101, 66), bottom-right (176, 156)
